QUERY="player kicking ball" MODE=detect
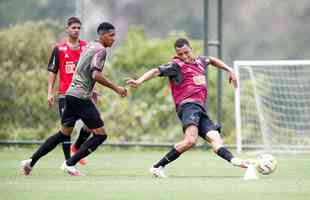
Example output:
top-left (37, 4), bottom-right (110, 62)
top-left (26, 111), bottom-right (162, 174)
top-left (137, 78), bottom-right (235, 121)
top-left (20, 22), bottom-right (127, 176)
top-left (127, 38), bottom-right (252, 178)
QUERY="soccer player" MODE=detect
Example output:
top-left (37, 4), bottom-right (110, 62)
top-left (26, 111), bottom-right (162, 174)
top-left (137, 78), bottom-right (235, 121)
top-left (20, 22), bottom-right (127, 176)
top-left (127, 38), bottom-right (251, 178)
top-left (47, 17), bottom-right (90, 165)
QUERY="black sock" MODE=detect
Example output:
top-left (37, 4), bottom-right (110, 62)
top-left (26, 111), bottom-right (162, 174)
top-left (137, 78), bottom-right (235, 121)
top-left (66, 134), bottom-right (107, 166)
top-left (74, 127), bottom-right (91, 149)
top-left (216, 147), bottom-right (233, 162)
top-left (62, 137), bottom-right (71, 160)
top-left (153, 148), bottom-right (181, 168)
top-left (30, 131), bottom-right (70, 167)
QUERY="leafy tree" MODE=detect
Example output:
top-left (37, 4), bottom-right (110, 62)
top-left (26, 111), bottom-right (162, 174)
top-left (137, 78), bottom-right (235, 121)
top-left (0, 21), bottom-right (61, 139)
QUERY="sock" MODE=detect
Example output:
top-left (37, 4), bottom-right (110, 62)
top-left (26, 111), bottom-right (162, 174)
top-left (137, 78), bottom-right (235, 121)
top-left (216, 147), bottom-right (233, 162)
top-left (62, 136), bottom-right (71, 160)
top-left (30, 131), bottom-right (70, 167)
top-left (66, 134), bottom-right (107, 166)
top-left (153, 148), bottom-right (181, 168)
top-left (74, 127), bottom-right (91, 149)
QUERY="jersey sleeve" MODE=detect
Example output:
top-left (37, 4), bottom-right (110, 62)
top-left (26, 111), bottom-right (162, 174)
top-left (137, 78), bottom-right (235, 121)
top-left (158, 62), bottom-right (183, 85)
top-left (90, 49), bottom-right (106, 72)
top-left (47, 47), bottom-right (60, 73)
top-left (158, 63), bottom-right (180, 77)
top-left (198, 56), bottom-right (210, 68)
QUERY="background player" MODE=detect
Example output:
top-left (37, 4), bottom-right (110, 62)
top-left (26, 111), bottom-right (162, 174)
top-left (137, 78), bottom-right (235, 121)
top-left (21, 22), bottom-right (127, 176)
top-left (47, 17), bottom-right (93, 166)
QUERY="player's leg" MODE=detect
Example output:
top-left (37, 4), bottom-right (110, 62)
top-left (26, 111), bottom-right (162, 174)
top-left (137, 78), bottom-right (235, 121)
top-left (151, 125), bottom-right (198, 177)
top-left (73, 125), bottom-right (91, 150)
top-left (58, 97), bottom-right (72, 161)
top-left (63, 99), bottom-right (107, 175)
top-left (199, 115), bottom-right (252, 168)
top-left (65, 127), bottom-right (107, 168)
top-left (205, 130), bottom-right (234, 162)
top-left (20, 126), bottom-right (74, 176)
top-left (150, 103), bottom-right (200, 177)
top-left (205, 130), bottom-right (252, 168)
top-left (20, 95), bottom-right (81, 176)
top-left (70, 124), bottom-right (92, 165)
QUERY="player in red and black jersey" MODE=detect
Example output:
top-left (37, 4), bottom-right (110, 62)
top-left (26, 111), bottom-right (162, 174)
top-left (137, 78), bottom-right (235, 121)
top-left (47, 17), bottom-right (91, 166)
top-left (127, 38), bottom-right (253, 177)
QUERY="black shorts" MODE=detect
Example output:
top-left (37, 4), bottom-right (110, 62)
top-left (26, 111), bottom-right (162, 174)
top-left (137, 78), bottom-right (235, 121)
top-left (177, 102), bottom-right (221, 140)
top-left (58, 97), bottom-right (65, 118)
top-left (61, 95), bottom-right (104, 129)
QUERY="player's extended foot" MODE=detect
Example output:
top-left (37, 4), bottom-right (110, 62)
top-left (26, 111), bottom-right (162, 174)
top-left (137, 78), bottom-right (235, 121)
top-left (231, 157), bottom-right (257, 168)
top-left (20, 159), bottom-right (32, 176)
top-left (62, 161), bottom-right (84, 176)
top-left (71, 145), bottom-right (88, 165)
top-left (149, 166), bottom-right (167, 178)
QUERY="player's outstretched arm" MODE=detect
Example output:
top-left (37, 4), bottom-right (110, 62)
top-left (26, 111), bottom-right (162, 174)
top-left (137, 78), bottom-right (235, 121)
top-left (127, 68), bottom-right (161, 88)
top-left (209, 56), bottom-right (238, 88)
top-left (92, 70), bottom-right (127, 97)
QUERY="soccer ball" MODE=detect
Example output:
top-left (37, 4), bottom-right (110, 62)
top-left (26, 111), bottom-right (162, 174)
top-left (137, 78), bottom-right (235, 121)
top-left (256, 154), bottom-right (277, 175)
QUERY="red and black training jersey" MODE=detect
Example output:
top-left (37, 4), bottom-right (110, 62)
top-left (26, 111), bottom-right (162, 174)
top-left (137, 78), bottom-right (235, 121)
top-left (158, 56), bottom-right (209, 110)
top-left (47, 39), bottom-right (88, 95)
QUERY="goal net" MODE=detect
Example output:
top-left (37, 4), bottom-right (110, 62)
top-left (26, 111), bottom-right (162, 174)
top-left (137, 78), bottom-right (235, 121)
top-left (234, 60), bottom-right (310, 153)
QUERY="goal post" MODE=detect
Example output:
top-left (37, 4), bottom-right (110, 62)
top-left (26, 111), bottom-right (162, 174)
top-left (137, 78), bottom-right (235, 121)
top-left (234, 60), bottom-right (310, 153)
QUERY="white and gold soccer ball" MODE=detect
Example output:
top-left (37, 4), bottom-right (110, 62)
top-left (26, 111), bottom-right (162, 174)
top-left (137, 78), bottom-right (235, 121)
top-left (256, 154), bottom-right (277, 175)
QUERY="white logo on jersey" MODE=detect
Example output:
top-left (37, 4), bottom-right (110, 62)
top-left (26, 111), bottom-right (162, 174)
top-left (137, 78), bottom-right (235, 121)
top-left (65, 61), bottom-right (76, 74)
top-left (65, 54), bottom-right (69, 58)
top-left (193, 75), bottom-right (206, 85)
top-left (59, 46), bottom-right (68, 51)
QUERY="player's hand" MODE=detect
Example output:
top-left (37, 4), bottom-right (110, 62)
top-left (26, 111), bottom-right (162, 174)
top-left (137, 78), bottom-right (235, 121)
top-left (116, 86), bottom-right (127, 97)
top-left (126, 79), bottom-right (141, 88)
top-left (228, 70), bottom-right (238, 88)
top-left (47, 93), bottom-right (55, 108)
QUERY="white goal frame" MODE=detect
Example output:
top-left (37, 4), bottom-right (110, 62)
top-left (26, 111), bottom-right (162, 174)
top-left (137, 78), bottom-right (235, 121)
top-left (234, 60), bottom-right (310, 153)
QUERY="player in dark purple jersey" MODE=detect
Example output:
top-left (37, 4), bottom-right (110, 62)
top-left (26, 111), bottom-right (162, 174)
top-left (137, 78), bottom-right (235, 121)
top-left (127, 38), bottom-right (252, 177)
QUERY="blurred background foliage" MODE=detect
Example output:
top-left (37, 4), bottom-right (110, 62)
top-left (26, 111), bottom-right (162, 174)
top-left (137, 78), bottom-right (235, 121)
top-left (0, 22), bottom-right (235, 142)
top-left (0, 0), bottom-right (309, 144)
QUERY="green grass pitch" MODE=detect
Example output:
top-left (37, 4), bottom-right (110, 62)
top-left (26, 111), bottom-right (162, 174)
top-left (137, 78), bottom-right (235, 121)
top-left (0, 147), bottom-right (309, 200)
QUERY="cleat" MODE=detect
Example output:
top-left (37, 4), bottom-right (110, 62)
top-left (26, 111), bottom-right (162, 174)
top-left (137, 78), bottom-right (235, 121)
top-left (77, 158), bottom-right (88, 166)
top-left (71, 145), bottom-right (88, 166)
top-left (231, 157), bottom-right (258, 168)
top-left (62, 161), bottom-right (84, 176)
top-left (20, 159), bottom-right (32, 176)
top-left (149, 166), bottom-right (167, 178)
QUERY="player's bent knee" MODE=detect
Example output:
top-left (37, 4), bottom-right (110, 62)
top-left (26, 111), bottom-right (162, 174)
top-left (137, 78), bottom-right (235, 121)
top-left (207, 130), bottom-right (221, 142)
top-left (185, 137), bottom-right (197, 148)
top-left (82, 125), bottom-right (92, 133)
top-left (61, 126), bottom-right (74, 136)
top-left (92, 127), bottom-right (106, 135)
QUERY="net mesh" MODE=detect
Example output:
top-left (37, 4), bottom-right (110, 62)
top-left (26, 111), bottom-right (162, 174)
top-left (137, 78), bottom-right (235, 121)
top-left (235, 61), bottom-right (310, 152)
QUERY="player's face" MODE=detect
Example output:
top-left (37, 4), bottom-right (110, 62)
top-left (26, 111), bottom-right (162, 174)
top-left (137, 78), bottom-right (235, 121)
top-left (66, 23), bottom-right (81, 39)
top-left (100, 31), bottom-right (116, 47)
top-left (175, 45), bottom-right (194, 63)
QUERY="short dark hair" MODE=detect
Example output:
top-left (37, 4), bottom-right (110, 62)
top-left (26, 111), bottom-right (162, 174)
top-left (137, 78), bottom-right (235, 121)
top-left (67, 17), bottom-right (82, 26)
top-left (97, 22), bottom-right (115, 35)
top-left (174, 38), bottom-right (191, 49)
